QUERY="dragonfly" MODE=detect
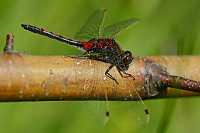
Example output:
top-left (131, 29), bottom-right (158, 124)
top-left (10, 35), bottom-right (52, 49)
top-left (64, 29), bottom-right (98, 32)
top-left (21, 9), bottom-right (149, 126)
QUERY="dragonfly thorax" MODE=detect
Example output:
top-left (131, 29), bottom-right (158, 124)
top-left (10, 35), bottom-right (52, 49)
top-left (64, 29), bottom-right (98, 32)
top-left (81, 38), bottom-right (117, 51)
top-left (82, 38), bottom-right (134, 71)
top-left (81, 38), bottom-right (122, 56)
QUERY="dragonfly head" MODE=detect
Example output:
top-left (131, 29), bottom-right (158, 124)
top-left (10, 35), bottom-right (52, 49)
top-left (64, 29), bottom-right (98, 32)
top-left (123, 51), bottom-right (133, 67)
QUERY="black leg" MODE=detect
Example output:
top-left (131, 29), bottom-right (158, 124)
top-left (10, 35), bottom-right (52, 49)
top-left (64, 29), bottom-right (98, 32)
top-left (71, 53), bottom-right (127, 84)
top-left (71, 54), bottom-right (98, 59)
top-left (83, 52), bottom-right (88, 55)
top-left (117, 60), bottom-right (135, 80)
top-left (119, 68), bottom-right (135, 80)
top-left (105, 63), bottom-right (119, 84)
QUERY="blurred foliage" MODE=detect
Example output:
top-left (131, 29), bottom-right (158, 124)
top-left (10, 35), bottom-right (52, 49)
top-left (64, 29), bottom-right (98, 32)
top-left (0, 0), bottom-right (200, 133)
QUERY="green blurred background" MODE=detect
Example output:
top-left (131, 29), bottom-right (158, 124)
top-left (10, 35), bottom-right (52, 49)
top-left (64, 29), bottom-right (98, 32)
top-left (0, 0), bottom-right (200, 133)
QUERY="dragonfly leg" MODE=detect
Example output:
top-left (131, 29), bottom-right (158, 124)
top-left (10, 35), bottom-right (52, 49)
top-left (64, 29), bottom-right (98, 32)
top-left (80, 54), bottom-right (120, 84)
top-left (105, 63), bottom-right (119, 84)
top-left (120, 68), bottom-right (135, 80)
top-left (117, 62), bottom-right (135, 80)
top-left (72, 54), bottom-right (119, 84)
top-left (116, 69), bottom-right (123, 77)
top-left (71, 52), bottom-right (102, 59)
top-left (70, 51), bottom-right (88, 58)
top-left (82, 52), bottom-right (88, 55)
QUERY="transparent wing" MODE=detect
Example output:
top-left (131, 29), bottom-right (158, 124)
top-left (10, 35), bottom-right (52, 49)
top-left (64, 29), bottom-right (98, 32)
top-left (75, 58), bottom-right (109, 126)
top-left (85, 99), bottom-right (109, 126)
top-left (74, 9), bottom-right (106, 41)
top-left (118, 85), bottom-right (149, 126)
top-left (103, 18), bottom-right (140, 39)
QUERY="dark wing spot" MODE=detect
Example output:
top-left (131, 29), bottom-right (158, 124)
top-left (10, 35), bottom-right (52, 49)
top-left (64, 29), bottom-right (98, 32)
top-left (106, 111), bottom-right (109, 117)
top-left (145, 109), bottom-right (149, 115)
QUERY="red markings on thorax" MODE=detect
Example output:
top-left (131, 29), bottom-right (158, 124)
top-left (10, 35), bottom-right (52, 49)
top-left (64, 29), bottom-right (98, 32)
top-left (81, 38), bottom-right (114, 50)
top-left (81, 41), bottom-right (94, 50)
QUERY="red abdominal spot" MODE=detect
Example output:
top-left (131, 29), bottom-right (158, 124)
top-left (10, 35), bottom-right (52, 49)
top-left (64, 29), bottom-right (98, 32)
top-left (43, 29), bottom-right (50, 33)
top-left (63, 36), bottom-right (69, 40)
